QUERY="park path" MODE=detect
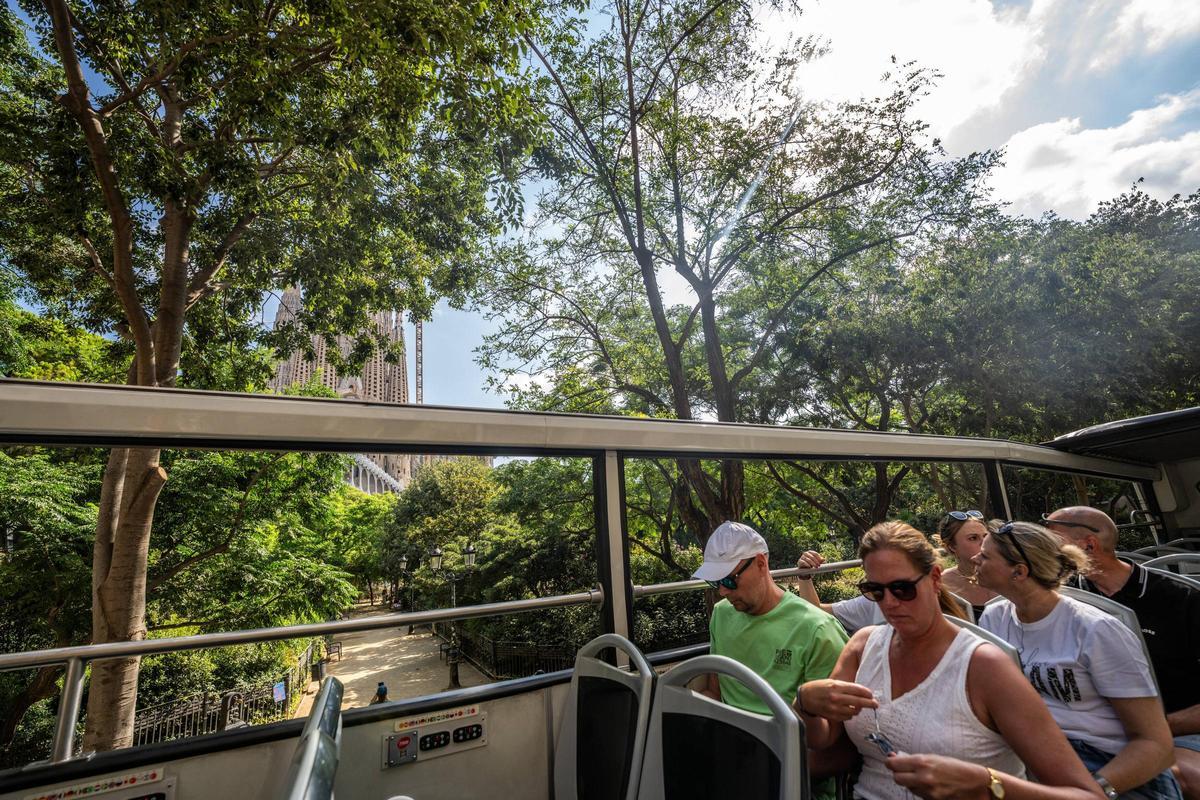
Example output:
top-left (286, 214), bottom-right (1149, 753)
top-left (294, 607), bottom-right (488, 718)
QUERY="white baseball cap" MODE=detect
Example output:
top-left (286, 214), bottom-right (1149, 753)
top-left (692, 521), bottom-right (768, 581)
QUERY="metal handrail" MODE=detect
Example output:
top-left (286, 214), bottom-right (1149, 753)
top-left (281, 676), bottom-right (343, 800)
top-left (5, 589), bottom-right (602, 764)
top-left (0, 590), bottom-right (603, 673)
top-left (632, 559), bottom-right (862, 597)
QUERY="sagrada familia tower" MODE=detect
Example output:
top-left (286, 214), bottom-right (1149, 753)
top-left (269, 287), bottom-right (454, 493)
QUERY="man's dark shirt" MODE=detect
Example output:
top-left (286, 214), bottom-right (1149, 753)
top-left (1073, 561), bottom-right (1200, 713)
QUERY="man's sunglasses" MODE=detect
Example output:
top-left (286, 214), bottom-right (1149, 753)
top-left (947, 510), bottom-right (983, 521)
top-left (1039, 513), bottom-right (1099, 533)
top-left (997, 522), bottom-right (1035, 571)
top-left (857, 573), bottom-right (927, 602)
top-left (705, 558), bottom-right (755, 591)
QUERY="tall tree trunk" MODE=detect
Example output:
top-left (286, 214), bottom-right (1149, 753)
top-left (82, 448), bottom-right (168, 752)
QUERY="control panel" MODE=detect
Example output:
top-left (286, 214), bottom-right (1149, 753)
top-left (382, 703), bottom-right (488, 768)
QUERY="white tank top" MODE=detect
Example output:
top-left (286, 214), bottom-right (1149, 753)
top-left (844, 625), bottom-right (1026, 800)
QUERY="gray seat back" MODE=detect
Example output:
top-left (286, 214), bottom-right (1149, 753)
top-left (1059, 586), bottom-right (1159, 692)
top-left (637, 654), bottom-right (804, 800)
top-left (1133, 544), bottom-right (1192, 558)
top-left (1160, 537), bottom-right (1200, 552)
top-left (946, 616), bottom-right (1020, 668)
top-left (1141, 553), bottom-right (1200, 577)
top-left (947, 591), bottom-right (975, 623)
top-left (1117, 550), bottom-right (1149, 563)
top-left (554, 633), bottom-right (655, 800)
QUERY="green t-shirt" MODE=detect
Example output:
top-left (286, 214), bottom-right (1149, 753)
top-left (709, 590), bottom-right (847, 800)
top-left (709, 589), bottom-right (848, 715)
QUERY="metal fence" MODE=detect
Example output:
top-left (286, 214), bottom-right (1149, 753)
top-left (132, 640), bottom-right (320, 747)
top-left (430, 622), bottom-right (576, 679)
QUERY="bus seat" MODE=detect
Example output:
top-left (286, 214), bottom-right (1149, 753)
top-left (554, 633), bottom-right (655, 800)
top-left (947, 592), bottom-right (975, 623)
top-left (945, 616), bottom-right (1020, 668)
top-left (1141, 553), bottom-right (1200, 577)
top-left (1132, 544), bottom-right (1192, 558)
top-left (637, 654), bottom-right (805, 800)
top-left (1059, 586), bottom-right (1159, 693)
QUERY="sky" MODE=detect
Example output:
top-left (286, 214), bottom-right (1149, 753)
top-left (13, 1), bottom-right (1198, 409)
top-left (418, 0), bottom-right (1200, 410)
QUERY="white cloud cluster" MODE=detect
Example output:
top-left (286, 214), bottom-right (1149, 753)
top-left (1088, 0), bottom-right (1200, 71)
top-left (990, 89), bottom-right (1200, 218)
top-left (768, 0), bottom-right (1039, 140)
top-left (752, 0), bottom-right (1200, 219)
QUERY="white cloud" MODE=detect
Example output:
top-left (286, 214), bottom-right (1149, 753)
top-left (760, 0), bottom-right (1041, 140)
top-left (1089, 0), bottom-right (1200, 70)
top-left (990, 89), bottom-right (1200, 218)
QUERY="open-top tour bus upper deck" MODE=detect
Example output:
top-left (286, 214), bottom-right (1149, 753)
top-left (0, 379), bottom-right (1197, 800)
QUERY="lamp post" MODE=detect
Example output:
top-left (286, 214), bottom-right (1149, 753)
top-left (397, 554), bottom-right (416, 634)
top-left (429, 543), bottom-right (477, 690)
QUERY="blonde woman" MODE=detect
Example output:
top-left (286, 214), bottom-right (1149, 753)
top-left (796, 522), bottom-right (1102, 800)
top-left (975, 522), bottom-right (1179, 799)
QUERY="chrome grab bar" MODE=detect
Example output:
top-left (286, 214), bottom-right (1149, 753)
top-left (632, 559), bottom-right (862, 597)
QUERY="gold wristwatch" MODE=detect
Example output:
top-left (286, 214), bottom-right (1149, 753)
top-left (986, 767), bottom-right (1005, 798)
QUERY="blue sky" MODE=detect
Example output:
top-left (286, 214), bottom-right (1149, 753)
top-left (13, 0), bottom-right (1199, 409)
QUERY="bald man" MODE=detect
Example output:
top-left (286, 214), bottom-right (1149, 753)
top-left (1045, 506), bottom-right (1200, 799)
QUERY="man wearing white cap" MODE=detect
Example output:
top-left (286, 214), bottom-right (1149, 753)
top-left (695, 521), bottom-right (849, 799)
top-left (695, 521), bottom-right (847, 715)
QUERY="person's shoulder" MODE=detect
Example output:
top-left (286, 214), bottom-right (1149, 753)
top-left (780, 590), bottom-right (841, 625)
top-left (1058, 593), bottom-right (1118, 625)
top-left (710, 598), bottom-right (735, 622)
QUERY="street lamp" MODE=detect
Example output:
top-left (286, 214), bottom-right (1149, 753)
top-left (428, 543), bottom-right (479, 690)
top-left (397, 554), bottom-right (417, 634)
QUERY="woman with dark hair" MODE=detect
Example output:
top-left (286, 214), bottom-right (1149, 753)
top-left (975, 522), bottom-right (1179, 799)
top-left (796, 521), bottom-right (1102, 800)
top-left (936, 510), bottom-right (999, 618)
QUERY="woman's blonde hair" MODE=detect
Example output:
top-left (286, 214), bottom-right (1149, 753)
top-left (860, 521), bottom-right (967, 620)
top-left (990, 521), bottom-right (1088, 589)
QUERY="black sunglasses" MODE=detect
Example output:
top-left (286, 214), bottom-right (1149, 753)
top-left (857, 573), bottom-right (927, 602)
top-left (705, 558), bottom-right (755, 591)
top-left (997, 522), bottom-right (1035, 572)
top-left (1039, 513), bottom-right (1099, 533)
top-left (947, 510), bottom-right (983, 521)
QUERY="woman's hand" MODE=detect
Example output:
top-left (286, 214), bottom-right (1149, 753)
top-left (797, 550), bottom-right (825, 574)
top-left (885, 753), bottom-right (990, 800)
top-left (797, 679), bottom-right (877, 721)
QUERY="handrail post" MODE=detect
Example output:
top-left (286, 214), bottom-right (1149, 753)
top-left (51, 657), bottom-right (86, 763)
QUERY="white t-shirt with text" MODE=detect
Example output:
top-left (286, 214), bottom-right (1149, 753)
top-left (978, 595), bottom-right (1158, 754)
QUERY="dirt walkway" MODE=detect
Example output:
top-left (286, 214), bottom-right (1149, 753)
top-left (294, 611), bottom-right (489, 717)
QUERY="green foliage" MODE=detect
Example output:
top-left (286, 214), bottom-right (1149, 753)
top-left (146, 448), bottom-right (358, 633)
top-left (7, 309), bottom-right (127, 384)
top-left (1, 0), bottom-right (545, 377)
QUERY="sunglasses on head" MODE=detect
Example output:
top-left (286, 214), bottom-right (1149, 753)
top-left (1039, 513), bottom-right (1099, 533)
top-left (857, 573), bottom-right (927, 602)
top-left (997, 522), bottom-right (1035, 572)
top-left (705, 558), bottom-right (755, 591)
top-left (947, 510), bottom-right (983, 521)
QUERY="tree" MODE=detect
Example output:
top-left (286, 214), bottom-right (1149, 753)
top-left (1, 0), bottom-right (543, 749)
top-left (478, 0), bottom-right (996, 550)
top-left (0, 452), bottom-right (95, 758)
